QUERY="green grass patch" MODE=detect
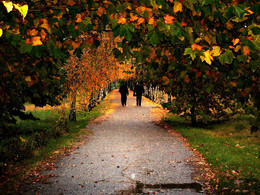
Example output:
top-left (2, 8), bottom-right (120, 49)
top-left (164, 114), bottom-right (260, 193)
top-left (0, 95), bottom-right (112, 194)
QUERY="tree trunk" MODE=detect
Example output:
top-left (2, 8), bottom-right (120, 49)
top-left (69, 92), bottom-right (77, 121)
top-left (191, 106), bottom-right (197, 127)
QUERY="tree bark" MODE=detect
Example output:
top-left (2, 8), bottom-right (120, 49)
top-left (69, 92), bottom-right (77, 121)
top-left (191, 106), bottom-right (197, 127)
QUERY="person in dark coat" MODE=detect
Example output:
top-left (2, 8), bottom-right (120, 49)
top-left (119, 82), bottom-right (129, 106)
top-left (134, 83), bottom-right (144, 106)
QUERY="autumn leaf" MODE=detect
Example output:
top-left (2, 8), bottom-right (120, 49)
top-left (76, 14), bottom-right (82, 23)
top-left (200, 50), bottom-right (213, 65)
top-left (25, 76), bottom-right (32, 82)
top-left (40, 19), bottom-right (50, 31)
top-left (2, 1), bottom-right (13, 13)
top-left (130, 13), bottom-right (138, 22)
top-left (136, 6), bottom-right (146, 14)
top-left (67, 0), bottom-right (75, 6)
top-left (147, 18), bottom-right (154, 26)
top-left (40, 29), bottom-right (47, 40)
top-left (117, 17), bottom-right (127, 24)
top-left (243, 46), bottom-right (250, 56)
top-left (162, 76), bottom-right (170, 85)
top-left (14, 4), bottom-right (28, 19)
top-left (174, 1), bottom-right (183, 13)
top-left (0, 29), bottom-right (3, 37)
top-left (32, 36), bottom-right (43, 46)
top-left (164, 15), bottom-right (175, 25)
top-left (96, 7), bottom-right (106, 17)
top-left (232, 38), bottom-right (240, 46)
top-left (137, 18), bottom-right (145, 25)
top-left (184, 76), bottom-right (190, 83)
top-left (191, 44), bottom-right (203, 51)
top-left (211, 46), bottom-right (221, 57)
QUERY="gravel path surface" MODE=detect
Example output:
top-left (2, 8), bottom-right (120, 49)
top-left (22, 90), bottom-right (204, 194)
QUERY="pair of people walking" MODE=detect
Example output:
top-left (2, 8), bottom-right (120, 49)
top-left (119, 82), bottom-right (144, 107)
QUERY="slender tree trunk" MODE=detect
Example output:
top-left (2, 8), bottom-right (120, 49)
top-left (191, 106), bottom-right (197, 127)
top-left (69, 91), bottom-right (77, 121)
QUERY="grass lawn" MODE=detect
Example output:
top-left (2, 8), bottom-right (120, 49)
top-left (164, 114), bottom-right (260, 193)
top-left (0, 95), bottom-right (112, 194)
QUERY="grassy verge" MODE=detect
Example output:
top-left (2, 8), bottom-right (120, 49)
top-left (0, 94), bottom-right (112, 194)
top-left (164, 114), bottom-right (259, 194)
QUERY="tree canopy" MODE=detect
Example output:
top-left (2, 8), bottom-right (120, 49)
top-left (0, 0), bottom-right (259, 129)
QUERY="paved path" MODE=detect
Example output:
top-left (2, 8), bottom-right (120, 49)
top-left (22, 90), bottom-right (204, 194)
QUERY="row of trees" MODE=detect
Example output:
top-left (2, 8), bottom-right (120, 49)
top-left (65, 32), bottom-right (134, 121)
top-left (0, 0), bottom-right (259, 130)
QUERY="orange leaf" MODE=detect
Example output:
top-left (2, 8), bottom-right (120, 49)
top-left (40, 29), bottom-right (47, 40)
top-left (232, 38), bottom-right (240, 46)
top-left (148, 17), bottom-right (155, 25)
top-left (117, 17), bottom-right (127, 24)
top-left (130, 13), bottom-right (138, 22)
top-left (164, 15), bottom-right (175, 25)
top-left (241, 91), bottom-right (248, 97)
top-left (25, 38), bottom-right (32, 44)
top-left (181, 21), bottom-right (187, 27)
top-left (72, 41), bottom-right (81, 50)
top-left (96, 7), bottom-right (106, 17)
top-left (137, 17), bottom-right (145, 25)
top-left (243, 46), bottom-right (250, 56)
top-left (32, 36), bottom-right (43, 46)
top-left (136, 6), bottom-right (146, 14)
top-left (191, 44), bottom-right (203, 51)
top-left (184, 76), bottom-right (190, 83)
top-left (67, 0), bottom-right (75, 6)
top-left (76, 14), bottom-right (82, 23)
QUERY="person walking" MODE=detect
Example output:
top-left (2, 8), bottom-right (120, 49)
top-left (134, 83), bottom-right (144, 106)
top-left (119, 82), bottom-right (129, 106)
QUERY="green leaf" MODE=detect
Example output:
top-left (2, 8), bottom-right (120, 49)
top-left (184, 48), bottom-right (196, 60)
top-left (202, 0), bottom-right (214, 6)
top-left (219, 50), bottom-right (234, 65)
top-left (249, 61), bottom-right (259, 72)
top-left (148, 32), bottom-right (160, 46)
top-left (19, 41), bottom-right (32, 54)
top-left (225, 5), bottom-right (245, 19)
top-left (251, 27), bottom-right (260, 35)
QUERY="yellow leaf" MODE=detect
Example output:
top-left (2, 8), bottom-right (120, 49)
top-left (25, 76), bottom-right (32, 82)
top-left (232, 38), bottom-right (240, 46)
top-left (174, 1), bottom-right (183, 13)
top-left (2, 1), bottom-right (13, 13)
top-left (0, 29), bottom-right (3, 37)
top-left (200, 50), bottom-right (213, 65)
top-left (20, 136), bottom-right (26, 142)
top-left (211, 46), bottom-right (221, 57)
top-left (14, 4), bottom-right (28, 19)
top-left (32, 36), bottom-right (43, 46)
top-left (117, 17), bottom-right (127, 24)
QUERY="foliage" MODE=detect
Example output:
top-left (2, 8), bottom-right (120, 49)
top-left (0, 0), bottom-right (259, 127)
top-left (107, 0), bottom-right (259, 125)
top-left (164, 114), bottom-right (260, 193)
top-left (65, 32), bottom-right (134, 120)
